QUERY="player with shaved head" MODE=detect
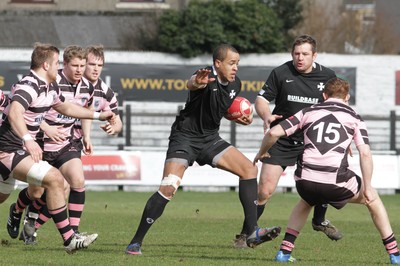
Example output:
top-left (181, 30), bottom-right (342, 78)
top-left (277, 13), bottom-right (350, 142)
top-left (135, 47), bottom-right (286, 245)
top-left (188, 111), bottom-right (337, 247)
top-left (125, 43), bottom-right (280, 255)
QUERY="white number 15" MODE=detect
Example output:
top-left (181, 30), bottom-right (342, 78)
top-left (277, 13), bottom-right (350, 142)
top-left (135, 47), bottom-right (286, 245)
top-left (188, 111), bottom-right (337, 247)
top-left (313, 122), bottom-right (341, 144)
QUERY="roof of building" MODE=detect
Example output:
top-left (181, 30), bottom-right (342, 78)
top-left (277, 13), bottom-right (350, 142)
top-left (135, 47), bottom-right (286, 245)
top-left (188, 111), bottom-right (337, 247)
top-left (0, 11), bottom-right (145, 49)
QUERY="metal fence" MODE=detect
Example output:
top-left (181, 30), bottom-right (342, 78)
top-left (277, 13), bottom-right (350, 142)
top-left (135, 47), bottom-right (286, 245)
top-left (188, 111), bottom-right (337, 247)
top-left (90, 105), bottom-right (400, 153)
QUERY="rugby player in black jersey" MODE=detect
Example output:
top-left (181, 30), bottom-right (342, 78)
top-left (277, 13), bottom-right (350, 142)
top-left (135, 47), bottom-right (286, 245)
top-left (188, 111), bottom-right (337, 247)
top-left (235, 35), bottom-right (341, 248)
top-left (126, 44), bottom-right (281, 255)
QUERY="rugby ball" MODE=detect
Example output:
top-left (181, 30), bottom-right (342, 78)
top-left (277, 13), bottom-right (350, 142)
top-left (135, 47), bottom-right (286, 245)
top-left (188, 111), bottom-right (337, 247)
top-left (224, 96), bottom-right (253, 120)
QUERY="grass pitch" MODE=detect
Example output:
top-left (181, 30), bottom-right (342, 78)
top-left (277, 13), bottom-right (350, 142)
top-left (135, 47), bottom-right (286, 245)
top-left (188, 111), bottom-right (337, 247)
top-left (0, 190), bottom-right (399, 265)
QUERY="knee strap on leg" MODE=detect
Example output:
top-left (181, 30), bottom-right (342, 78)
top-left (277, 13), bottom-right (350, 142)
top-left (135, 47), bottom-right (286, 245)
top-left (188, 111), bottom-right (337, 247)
top-left (26, 161), bottom-right (52, 186)
top-left (160, 174), bottom-right (182, 191)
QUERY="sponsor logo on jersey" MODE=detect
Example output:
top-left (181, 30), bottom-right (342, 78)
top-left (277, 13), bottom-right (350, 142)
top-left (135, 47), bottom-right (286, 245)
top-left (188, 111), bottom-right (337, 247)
top-left (229, 90), bottom-right (236, 99)
top-left (286, 79), bottom-right (294, 83)
top-left (34, 115), bottom-right (44, 123)
top-left (287, 95), bottom-right (319, 104)
top-left (57, 114), bottom-right (74, 120)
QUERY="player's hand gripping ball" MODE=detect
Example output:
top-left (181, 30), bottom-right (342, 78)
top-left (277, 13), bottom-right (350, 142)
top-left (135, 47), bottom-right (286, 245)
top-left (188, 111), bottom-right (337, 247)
top-left (224, 96), bottom-right (253, 121)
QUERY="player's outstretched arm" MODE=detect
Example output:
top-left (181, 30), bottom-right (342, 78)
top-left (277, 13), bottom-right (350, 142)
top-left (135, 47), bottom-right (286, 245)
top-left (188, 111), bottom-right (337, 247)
top-left (100, 114), bottom-right (122, 135)
top-left (54, 101), bottom-right (115, 122)
top-left (253, 124), bottom-right (286, 164)
top-left (187, 69), bottom-right (216, 91)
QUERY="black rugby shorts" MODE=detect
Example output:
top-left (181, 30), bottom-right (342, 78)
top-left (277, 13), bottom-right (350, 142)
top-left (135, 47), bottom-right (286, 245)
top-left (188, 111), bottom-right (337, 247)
top-left (166, 131), bottom-right (230, 167)
top-left (296, 176), bottom-right (362, 209)
top-left (260, 137), bottom-right (304, 167)
top-left (43, 139), bottom-right (82, 169)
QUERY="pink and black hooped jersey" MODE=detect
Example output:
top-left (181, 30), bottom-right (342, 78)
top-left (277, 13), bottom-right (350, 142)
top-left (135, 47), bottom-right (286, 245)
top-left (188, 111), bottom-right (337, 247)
top-left (73, 78), bottom-right (119, 139)
top-left (0, 71), bottom-right (64, 151)
top-left (39, 70), bottom-right (94, 152)
top-left (0, 89), bottom-right (8, 111)
top-left (280, 98), bottom-right (369, 185)
top-left (92, 78), bottom-right (119, 113)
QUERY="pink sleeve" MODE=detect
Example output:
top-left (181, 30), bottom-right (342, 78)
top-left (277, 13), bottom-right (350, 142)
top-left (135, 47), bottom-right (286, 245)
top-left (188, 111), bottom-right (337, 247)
top-left (353, 120), bottom-right (369, 146)
top-left (280, 110), bottom-right (304, 137)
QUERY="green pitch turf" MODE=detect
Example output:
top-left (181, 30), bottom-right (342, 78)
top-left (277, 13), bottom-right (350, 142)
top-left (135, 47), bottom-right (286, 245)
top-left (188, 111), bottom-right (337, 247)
top-left (0, 190), bottom-right (399, 265)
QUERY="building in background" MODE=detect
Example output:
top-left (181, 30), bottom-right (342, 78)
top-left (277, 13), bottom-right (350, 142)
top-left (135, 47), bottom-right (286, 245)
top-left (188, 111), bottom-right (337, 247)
top-left (0, 0), bottom-right (182, 11)
top-left (1, 0), bottom-right (400, 54)
top-left (0, 0), bottom-right (188, 50)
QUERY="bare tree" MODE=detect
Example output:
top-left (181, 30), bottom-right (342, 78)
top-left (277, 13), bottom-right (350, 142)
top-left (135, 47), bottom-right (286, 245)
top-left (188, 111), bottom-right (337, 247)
top-left (292, 0), bottom-right (400, 54)
top-left (291, 0), bottom-right (344, 53)
top-left (369, 11), bottom-right (400, 54)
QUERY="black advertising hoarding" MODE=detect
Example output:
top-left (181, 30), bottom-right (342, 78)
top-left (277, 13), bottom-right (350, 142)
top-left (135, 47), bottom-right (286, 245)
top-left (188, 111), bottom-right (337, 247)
top-left (0, 62), bottom-right (356, 104)
top-left (108, 64), bottom-right (269, 103)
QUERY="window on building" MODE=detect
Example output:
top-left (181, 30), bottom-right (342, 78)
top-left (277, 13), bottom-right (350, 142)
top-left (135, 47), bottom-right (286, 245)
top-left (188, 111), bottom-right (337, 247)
top-left (117, 0), bottom-right (169, 9)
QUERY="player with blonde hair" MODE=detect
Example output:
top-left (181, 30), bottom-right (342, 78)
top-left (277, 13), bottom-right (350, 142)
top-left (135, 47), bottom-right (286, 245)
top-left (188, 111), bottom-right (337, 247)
top-left (2, 43), bottom-right (114, 253)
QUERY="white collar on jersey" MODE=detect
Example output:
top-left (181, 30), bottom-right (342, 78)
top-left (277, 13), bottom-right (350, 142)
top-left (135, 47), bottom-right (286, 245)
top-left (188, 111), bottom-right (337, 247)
top-left (212, 65), bottom-right (229, 86)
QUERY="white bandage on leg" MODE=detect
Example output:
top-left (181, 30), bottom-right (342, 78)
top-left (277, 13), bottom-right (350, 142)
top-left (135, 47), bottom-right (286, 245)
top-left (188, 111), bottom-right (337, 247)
top-left (26, 160), bottom-right (53, 186)
top-left (160, 174), bottom-right (182, 191)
